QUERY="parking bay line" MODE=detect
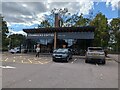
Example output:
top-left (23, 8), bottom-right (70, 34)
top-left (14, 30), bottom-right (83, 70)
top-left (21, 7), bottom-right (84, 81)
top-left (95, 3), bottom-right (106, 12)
top-left (28, 59), bottom-right (33, 64)
top-left (13, 60), bottom-right (16, 62)
top-left (38, 61), bottom-right (44, 64)
top-left (44, 60), bottom-right (52, 64)
top-left (71, 59), bottom-right (77, 64)
top-left (4, 58), bottom-right (8, 61)
top-left (21, 60), bottom-right (30, 64)
top-left (0, 58), bottom-right (8, 62)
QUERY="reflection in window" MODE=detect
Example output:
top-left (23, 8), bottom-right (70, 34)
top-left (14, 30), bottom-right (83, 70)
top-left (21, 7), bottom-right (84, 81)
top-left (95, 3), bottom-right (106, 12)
top-left (68, 39), bottom-right (74, 47)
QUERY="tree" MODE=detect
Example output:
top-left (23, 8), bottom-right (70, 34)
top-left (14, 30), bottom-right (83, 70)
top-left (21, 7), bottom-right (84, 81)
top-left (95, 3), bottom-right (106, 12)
top-left (65, 13), bottom-right (79, 27)
top-left (8, 34), bottom-right (26, 48)
top-left (90, 12), bottom-right (110, 48)
top-left (38, 20), bottom-right (51, 28)
top-left (110, 18), bottom-right (120, 52)
top-left (115, 31), bottom-right (120, 52)
top-left (74, 13), bottom-right (90, 26)
top-left (0, 14), bottom-right (9, 50)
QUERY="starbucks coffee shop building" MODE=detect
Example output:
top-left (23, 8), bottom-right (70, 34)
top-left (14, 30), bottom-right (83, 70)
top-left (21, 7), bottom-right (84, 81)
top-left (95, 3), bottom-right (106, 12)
top-left (23, 26), bottom-right (95, 55)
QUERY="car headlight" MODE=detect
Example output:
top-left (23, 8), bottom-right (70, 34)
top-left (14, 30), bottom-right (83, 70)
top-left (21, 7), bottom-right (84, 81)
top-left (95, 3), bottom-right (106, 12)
top-left (52, 54), bottom-right (55, 56)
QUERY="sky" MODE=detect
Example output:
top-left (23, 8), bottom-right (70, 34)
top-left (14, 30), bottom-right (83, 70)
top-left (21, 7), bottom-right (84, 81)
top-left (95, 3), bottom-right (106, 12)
top-left (1, 0), bottom-right (120, 35)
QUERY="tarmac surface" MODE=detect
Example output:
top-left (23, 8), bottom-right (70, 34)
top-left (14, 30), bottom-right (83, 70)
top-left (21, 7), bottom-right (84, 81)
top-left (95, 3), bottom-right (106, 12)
top-left (1, 52), bottom-right (119, 88)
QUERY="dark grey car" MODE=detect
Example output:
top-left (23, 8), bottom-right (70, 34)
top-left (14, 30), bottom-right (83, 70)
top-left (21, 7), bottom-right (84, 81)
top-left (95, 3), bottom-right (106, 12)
top-left (52, 48), bottom-right (72, 62)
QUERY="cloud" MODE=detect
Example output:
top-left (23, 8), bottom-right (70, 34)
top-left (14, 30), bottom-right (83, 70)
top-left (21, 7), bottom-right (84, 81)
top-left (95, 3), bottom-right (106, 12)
top-left (1, 0), bottom-right (119, 35)
top-left (2, 2), bottom-right (47, 24)
top-left (107, 19), bottom-right (112, 24)
top-left (2, 1), bottom-right (95, 24)
top-left (44, 1), bottom-right (95, 15)
top-left (1, 1), bottom-right (95, 33)
top-left (103, 0), bottom-right (119, 10)
top-left (2, 1), bottom-right (119, 26)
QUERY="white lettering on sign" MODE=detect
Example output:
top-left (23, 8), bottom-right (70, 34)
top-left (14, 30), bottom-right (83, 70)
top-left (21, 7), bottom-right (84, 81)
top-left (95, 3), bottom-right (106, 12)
top-left (28, 33), bottom-right (54, 37)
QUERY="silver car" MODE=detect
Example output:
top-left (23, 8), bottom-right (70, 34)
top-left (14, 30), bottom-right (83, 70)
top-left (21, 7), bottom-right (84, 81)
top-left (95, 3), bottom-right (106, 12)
top-left (52, 48), bottom-right (72, 62)
top-left (85, 47), bottom-right (106, 64)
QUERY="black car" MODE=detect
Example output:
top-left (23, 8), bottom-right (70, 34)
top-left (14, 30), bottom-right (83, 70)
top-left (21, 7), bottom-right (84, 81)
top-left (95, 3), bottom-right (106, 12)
top-left (52, 48), bottom-right (72, 62)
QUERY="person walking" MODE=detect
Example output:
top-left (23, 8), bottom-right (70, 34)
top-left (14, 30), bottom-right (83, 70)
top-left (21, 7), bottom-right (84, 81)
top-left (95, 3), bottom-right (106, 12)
top-left (36, 44), bottom-right (40, 57)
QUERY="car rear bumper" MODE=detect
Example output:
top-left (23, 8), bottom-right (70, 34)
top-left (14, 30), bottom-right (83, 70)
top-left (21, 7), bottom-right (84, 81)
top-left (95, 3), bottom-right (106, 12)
top-left (86, 55), bottom-right (105, 59)
top-left (86, 57), bottom-right (105, 64)
top-left (53, 57), bottom-right (67, 61)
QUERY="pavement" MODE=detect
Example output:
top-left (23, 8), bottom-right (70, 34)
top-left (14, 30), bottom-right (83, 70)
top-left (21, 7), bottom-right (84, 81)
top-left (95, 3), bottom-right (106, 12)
top-left (108, 54), bottom-right (120, 63)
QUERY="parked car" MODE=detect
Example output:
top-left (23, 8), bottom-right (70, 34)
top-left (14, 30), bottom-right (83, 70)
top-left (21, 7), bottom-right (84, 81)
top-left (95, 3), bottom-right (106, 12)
top-left (52, 48), bottom-right (72, 62)
top-left (85, 47), bottom-right (106, 64)
top-left (9, 47), bottom-right (20, 54)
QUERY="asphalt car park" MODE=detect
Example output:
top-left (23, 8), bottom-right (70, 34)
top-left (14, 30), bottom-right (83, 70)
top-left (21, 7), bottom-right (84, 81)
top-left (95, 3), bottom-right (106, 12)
top-left (1, 52), bottom-right (111, 65)
top-left (1, 52), bottom-right (115, 68)
top-left (1, 52), bottom-right (118, 88)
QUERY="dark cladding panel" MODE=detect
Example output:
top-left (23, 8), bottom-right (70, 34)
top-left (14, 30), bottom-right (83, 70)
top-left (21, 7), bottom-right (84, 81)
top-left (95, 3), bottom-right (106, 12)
top-left (58, 32), bottom-right (94, 39)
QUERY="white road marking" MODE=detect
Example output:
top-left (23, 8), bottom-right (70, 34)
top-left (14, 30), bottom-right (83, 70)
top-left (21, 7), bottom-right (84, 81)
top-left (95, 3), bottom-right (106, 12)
top-left (71, 59), bottom-right (77, 64)
top-left (44, 61), bottom-right (51, 64)
top-left (21, 60), bottom-right (24, 63)
top-left (28, 59), bottom-right (32, 63)
top-left (38, 61), bottom-right (43, 64)
top-left (96, 64), bottom-right (99, 66)
top-left (29, 80), bottom-right (32, 82)
top-left (5, 58), bottom-right (8, 61)
top-left (13, 60), bottom-right (16, 62)
top-left (0, 66), bottom-right (16, 69)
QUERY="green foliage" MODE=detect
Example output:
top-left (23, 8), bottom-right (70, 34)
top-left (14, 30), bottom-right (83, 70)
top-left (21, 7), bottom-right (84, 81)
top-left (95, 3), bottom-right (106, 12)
top-left (64, 13), bottom-right (90, 27)
top-left (90, 12), bottom-right (110, 48)
top-left (110, 18), bottom-right (120, 52)
top-left (0, 14), bottom-right (9, 50)
top-left (74, 14), bottom-right (90, 26)
top-left (8, 34), bottom-right (26, 48)
top-left (38, 20), bottom-right (51, 28)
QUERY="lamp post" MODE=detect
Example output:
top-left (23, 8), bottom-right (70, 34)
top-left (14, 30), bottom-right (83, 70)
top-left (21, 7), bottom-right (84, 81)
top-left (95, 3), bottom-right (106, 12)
top-left (51, 8), bottom-right (68, 49)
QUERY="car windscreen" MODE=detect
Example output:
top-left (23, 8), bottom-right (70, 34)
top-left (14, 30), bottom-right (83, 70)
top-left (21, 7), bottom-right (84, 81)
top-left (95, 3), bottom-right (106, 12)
top-left (88, 48), bottom-right (103, 51)
top-left (54, 49), bottom-right (68, 54)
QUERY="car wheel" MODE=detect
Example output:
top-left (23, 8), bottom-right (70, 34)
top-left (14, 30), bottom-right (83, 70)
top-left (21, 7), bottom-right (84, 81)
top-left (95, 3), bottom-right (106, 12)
top-left (70, 56), bottom-right (72, 59)
top-left (66, 57), bottom-right (69, 62)
top-left (102, 59), bottom-right (106, 65)
top-left (85, 59), bottom-right (89, 63)
top-left (53, 59), bottom-right (56, 62)
top-left (11, 52), bottom-right (14, 54)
